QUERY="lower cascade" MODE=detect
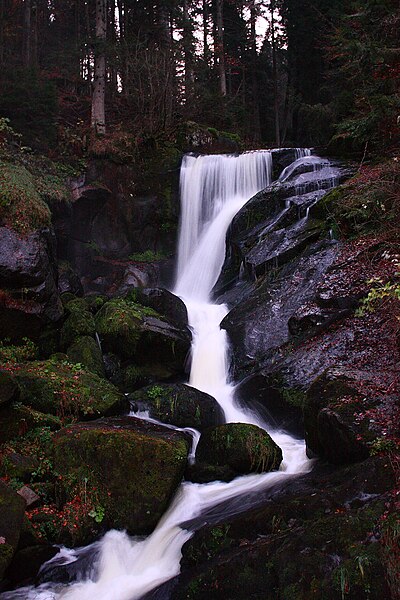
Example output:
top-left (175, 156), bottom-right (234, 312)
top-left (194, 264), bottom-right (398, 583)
top-left (2, 150), bottom-right (320, 600)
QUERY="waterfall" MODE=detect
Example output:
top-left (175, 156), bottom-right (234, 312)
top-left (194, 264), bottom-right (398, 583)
top-left (2, 151), bottom-right (312, 600)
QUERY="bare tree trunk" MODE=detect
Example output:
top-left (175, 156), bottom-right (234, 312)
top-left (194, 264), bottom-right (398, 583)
top-left (203, 0), bottom-right (209, 63)
top-left (91, 0), bottom-right (107, 135)
top-left (183, 0), bottom-right (194, 102)
top-left (22, 0), bottom-right (31, 67)
top-left (216, 0), bottom-right (226, 96)
top-left (271, 0), bottom-right (280, 147)
top-left (250, 0), bottom-right (261, 143)
top-left (0, 0), bottom-right (4, 66)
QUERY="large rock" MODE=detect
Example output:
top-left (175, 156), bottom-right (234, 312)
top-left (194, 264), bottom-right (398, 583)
top-left (129, 383), bottom-right (223, 431)
top-left (0, 480), bottom-right (26, 580)
top-left (66, 336), bottom-right (105, 378)
top-left (53, 157), bottom-right (181, 295)
top-left (9, 359), bottom-right (126, 420)
top-left (221, 241), bottom-right (339, 378)
top-left (0, 404), bottom-right (60, 445)
top-left (192, 423), bottom-right (282, 483)
top-left (95, 298), bottom-right (191, 378)
top-left (0, 370), bottom-right (19, 407)
top-left (52, 417), bottom-right (190, 543)
top-left (133, 288), bottom-right (188, 326)
top-left (0, 227), bottom-right (63, 340)
top-left (175, 456), bottom-right (394, 600)
top-left (304, 368), bottom-right (377, 464)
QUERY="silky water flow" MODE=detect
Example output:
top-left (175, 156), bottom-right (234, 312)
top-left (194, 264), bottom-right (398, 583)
top-left (2, 151), bottom-right (313, 600)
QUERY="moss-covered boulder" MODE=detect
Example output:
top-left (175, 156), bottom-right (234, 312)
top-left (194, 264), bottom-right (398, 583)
top-left (95, 298), bottom-right (191, 377)
top-left (0, 404), bottom-right (60, 445)
top-left (8, 359), bottom-right (126, 420)
top-left (0, 370), bottom-right (19, 407)
top-left (0, 480), bottom-right (26, 580)
top-left (129, 383), bottom-right (222, 431)
top-left (66, 336), bottom-right (105, 378)
top-left (192, 423), bottom-right (282, 483)
top-left (60, 304), bottom-right (95, 349)
top-left (52, 417), bottom-right (190, 544)
top-left (0, 451), bottom-right (39, 481)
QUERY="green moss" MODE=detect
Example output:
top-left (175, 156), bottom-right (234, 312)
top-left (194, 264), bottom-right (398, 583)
top-left (60, 309), bottom-right (95, 349)
top-left (66, 336), bottom-right (105, 378)
top-left (0, 161), bottom-right (51, 234)
top-left (0, 543), bottom-right (14, 580)
top-left (3, 359), bottom-right (124, 420)
top-left (0, 338), bottom-right (38, 363)
top-left (197, 423), bottom-right (283, 476)
top-left (95, 298), bottom-right (160, 357)
top-left (52, 420), bottom-right (189, 542)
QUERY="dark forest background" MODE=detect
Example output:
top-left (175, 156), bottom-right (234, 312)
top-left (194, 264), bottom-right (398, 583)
top-left (0, 0), bottom-right (399, 157)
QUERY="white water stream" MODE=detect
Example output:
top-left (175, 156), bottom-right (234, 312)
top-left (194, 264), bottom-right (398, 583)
top-left (3, 151), bottom-right (313, 600)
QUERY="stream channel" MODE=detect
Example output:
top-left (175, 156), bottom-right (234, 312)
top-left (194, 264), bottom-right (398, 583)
top-left (2, 148), bottom-right (343, 600)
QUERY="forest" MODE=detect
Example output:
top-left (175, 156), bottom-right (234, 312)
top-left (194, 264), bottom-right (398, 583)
top-left (0, 1), bottom-right (399, 599)
top-left (0, 0), bottom-right (398, 152)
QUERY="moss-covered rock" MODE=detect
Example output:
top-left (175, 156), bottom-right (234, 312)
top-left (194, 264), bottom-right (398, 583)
top-left (60, 306), bottom-right (95, 349)
top-left (95, 298), bottom-right (191, 378)
top-left (52, 416), bottom-right (190, 544)
top-left (129, 383), bottom-right (222, 431)
top-left (0, 404), bottom-right (60, 445)
top-left (0, 161), bottom-right (51, 235)
top-left (0, 480), bottom-right (26, 580)
top-left (7, 359), bottom-right (126, 420)
top-left (0, 369), bottom-right (19, 407)
top-left (193, 423), bottom-right (282, 482)
top-left (0, 451), bottom-right (39, 481)
top-left (66, 336), bottom-right (105, 378)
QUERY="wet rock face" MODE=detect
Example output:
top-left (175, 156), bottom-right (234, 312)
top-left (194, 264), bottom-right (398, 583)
top-left (221, 241), bottom-right (339, 377)
top-left (129, 383), bottom-right (223, 431)
top-left (218, 156), bottom-right (399, 471)
top-left (0, 227), bottom-right (63, 341)
top-left (52, 417), bottom-right (190, 543)
top-left (175, 456), bottom-right (394, 600)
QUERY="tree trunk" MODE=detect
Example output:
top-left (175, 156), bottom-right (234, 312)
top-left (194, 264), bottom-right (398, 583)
top-left (271, 0), bottom-right (281, 147)
top-left (183, 0), bottom-right (194, 102)
top-left (216, 0), bottom-right (226, 96)
top-left (203, 0), bottom-right (209, 63)
top-left (91, 0), bottom-right (107, 135)
top-left (22, 0), bottom-right (31, 67)
top-left (250, 0), bottom-right (261, 143)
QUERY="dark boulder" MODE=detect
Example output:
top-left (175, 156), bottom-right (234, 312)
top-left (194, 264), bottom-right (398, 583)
top-left (0, 227), bottom-right (63, 341)
top-left (129, 383), bottom-right (222, 431)
top-left (175, 456), bottom-right (394, 600)
top-left (221, 241), bottom-right (338, 378)
top-left (57, 262), bottom-right (83, 297)
top-left (304, 368), bottom-right (376, 464)
top-left (133, 288), bottom-right (188, 326)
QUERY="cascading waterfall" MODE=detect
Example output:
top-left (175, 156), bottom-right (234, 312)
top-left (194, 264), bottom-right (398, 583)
top-left (2, 150), bottom-right (313, 600)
